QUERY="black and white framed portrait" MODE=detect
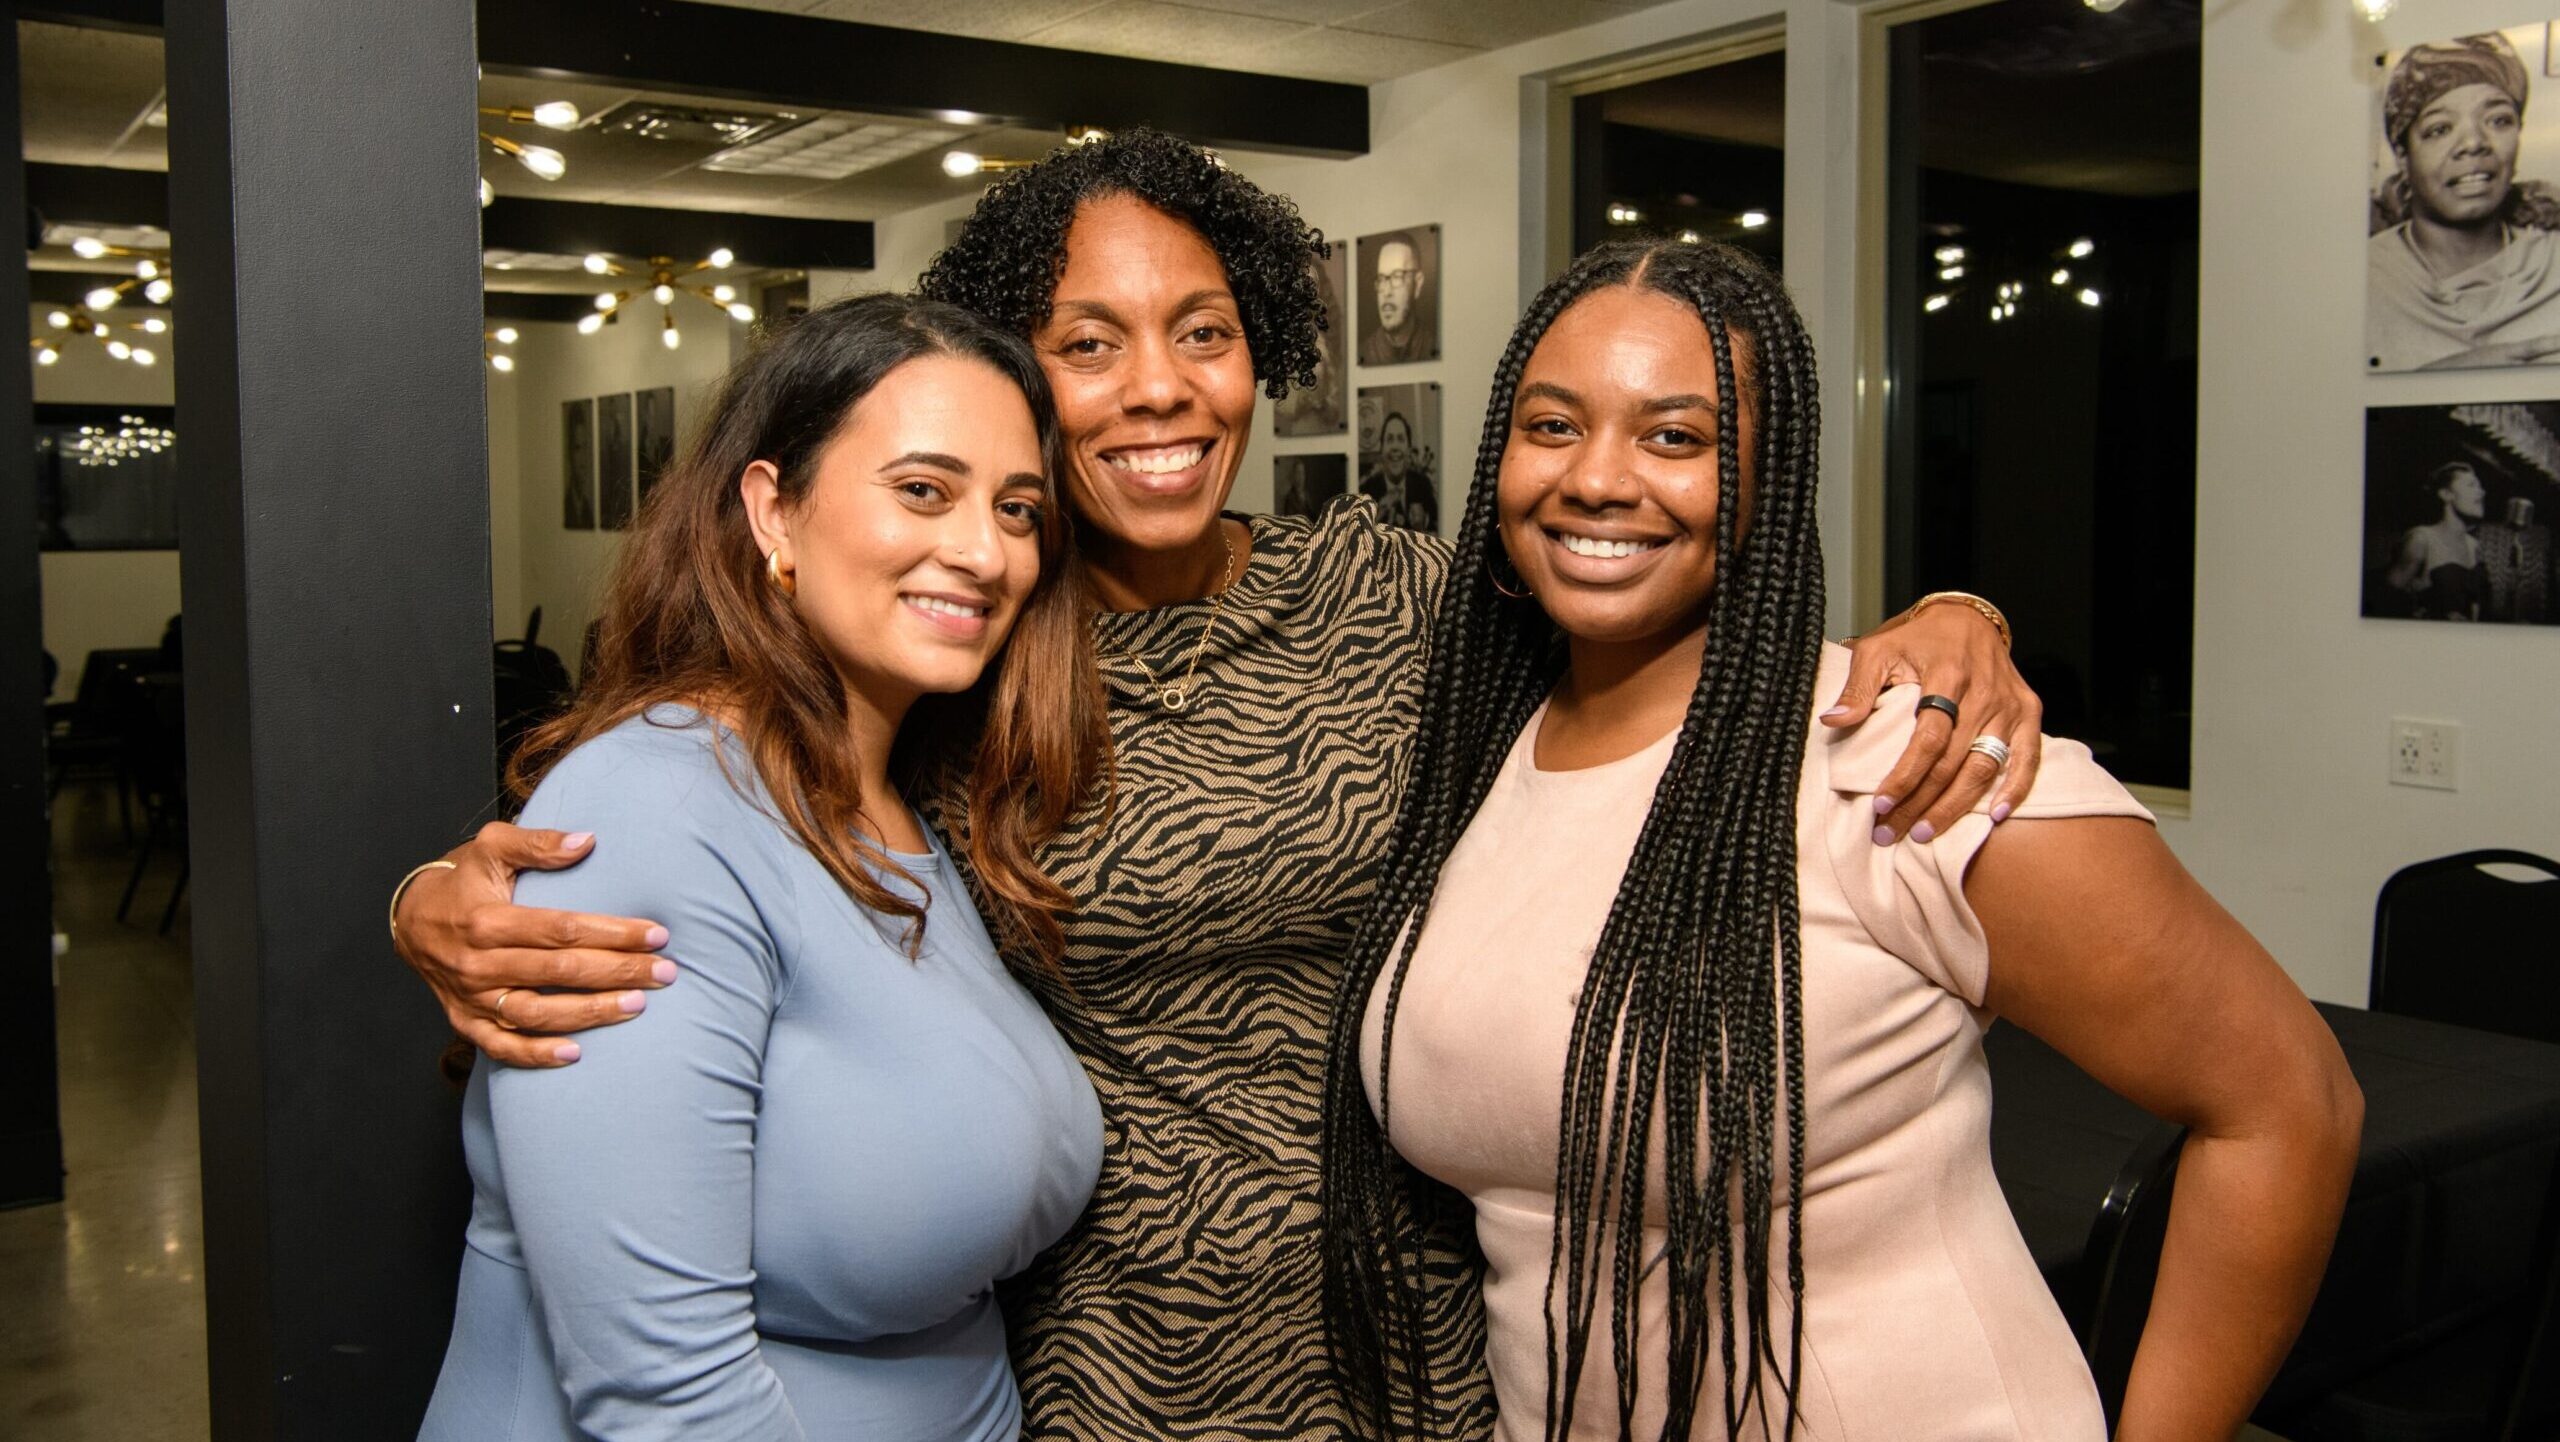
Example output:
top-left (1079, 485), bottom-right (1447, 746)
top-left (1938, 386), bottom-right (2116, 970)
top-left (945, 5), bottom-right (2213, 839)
top-left (561, 397), bottom-right (596, 531)
top-left (1275, 246), bottom-right (1350, 436)
top-left (2364, 401), bottom-right (2556, 624)
top-left (1357, 225), bottom-right (1440, 366)
top-left (1357, 382), bottom-right (1440, 533)
top-left (1272, 453), bottom-right (1347, 519)
top-left (598, 392), bottom-right (635, 531)
top-left (2368, 25), bottom-right (2560, 372)
top-left (636, 386), bottom-right (678, 505)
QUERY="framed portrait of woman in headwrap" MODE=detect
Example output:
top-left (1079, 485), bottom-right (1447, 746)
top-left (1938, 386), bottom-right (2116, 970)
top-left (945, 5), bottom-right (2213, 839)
top-left (2369, 26), bottom-right (2560, 372)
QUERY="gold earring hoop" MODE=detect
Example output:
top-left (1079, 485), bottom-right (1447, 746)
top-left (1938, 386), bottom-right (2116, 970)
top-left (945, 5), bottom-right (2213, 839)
top-left (765, 549), bottom-right (796, 598)
top-left (1488, 551), bottom-right (1534, 600)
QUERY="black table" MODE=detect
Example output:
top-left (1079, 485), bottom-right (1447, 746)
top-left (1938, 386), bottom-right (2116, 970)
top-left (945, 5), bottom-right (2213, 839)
top-left (1987, 1001), bottom-right (2560, 1411)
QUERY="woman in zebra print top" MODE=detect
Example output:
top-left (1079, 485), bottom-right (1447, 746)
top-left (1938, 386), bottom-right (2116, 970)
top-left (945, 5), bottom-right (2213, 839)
top-left (391, 131), bottom-right (2041, 1440)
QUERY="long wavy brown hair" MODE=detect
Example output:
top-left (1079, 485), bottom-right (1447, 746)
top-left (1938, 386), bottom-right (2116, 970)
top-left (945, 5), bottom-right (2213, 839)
top-left (508, 293), bottom-right (1109, 966)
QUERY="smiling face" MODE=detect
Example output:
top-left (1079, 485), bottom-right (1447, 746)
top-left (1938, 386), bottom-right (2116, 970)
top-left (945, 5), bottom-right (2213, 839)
top-left (1031, 194), bottom-right (1258, 558)
top-left (1375, 239), bottom-right (1422, 332)
top-left (743, 352), bottom-right (1048, 716)
top-left (1498, 285), bottom-right (1754, 653)
top-left (1379, 414), bottom-right (1413, 479)
top-left (2403, 83), bottom-right (2521, 227)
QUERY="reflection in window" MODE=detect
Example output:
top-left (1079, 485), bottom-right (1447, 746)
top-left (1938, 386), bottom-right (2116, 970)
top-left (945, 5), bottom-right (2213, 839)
top-left (36, 405), bottom-right (180, 551)
top-left (1886, 0), bottom-right (2199, 789)
top-left (1573, 48), bottom-right (1784, 271)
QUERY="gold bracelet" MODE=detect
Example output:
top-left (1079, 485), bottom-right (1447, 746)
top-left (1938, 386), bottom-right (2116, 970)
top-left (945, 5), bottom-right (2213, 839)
top-left (388, 859), bottom-right (458, 941)
top-left (1903, 590), bottom-right (2012, 651)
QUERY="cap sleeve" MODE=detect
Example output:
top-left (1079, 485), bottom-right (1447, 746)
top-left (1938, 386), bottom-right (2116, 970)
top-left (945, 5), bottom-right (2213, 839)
top-left (1809, 652), bottom-right (2154, 1005)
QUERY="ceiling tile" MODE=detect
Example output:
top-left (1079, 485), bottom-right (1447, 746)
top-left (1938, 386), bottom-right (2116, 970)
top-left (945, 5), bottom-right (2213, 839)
top-left (1021, 1), bottom-right (1311, 70)
top-left (1166, 0), bottom-right (1389, 23)
top-left (1340, 0), bottom-right (1638, 49)
top-left (798, 0), bottom-right (1120, 40)
top-left (1247, 25), bottom-right (1474, 84)
top-left (20, 21), bottom-right (164, 168)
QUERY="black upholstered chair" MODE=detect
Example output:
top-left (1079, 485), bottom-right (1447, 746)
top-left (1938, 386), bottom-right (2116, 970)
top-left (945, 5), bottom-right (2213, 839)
top-left (2370, 850), bottom-right (2560, 1046)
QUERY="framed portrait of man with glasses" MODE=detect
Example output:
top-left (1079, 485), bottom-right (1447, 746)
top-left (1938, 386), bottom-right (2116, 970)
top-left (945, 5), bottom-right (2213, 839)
top-left (1358, 224), bottom-right (1441, 365)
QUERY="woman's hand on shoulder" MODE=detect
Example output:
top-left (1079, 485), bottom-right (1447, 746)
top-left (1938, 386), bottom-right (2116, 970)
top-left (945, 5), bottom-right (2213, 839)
top-left (393, 822), bottom-right (674, 1069)
top-left (1825, 601), bottom-right (2042, 843)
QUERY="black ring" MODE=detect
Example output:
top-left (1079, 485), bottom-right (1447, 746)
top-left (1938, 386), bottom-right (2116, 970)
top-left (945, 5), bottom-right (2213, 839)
top-left (1916, 693), bottom-right (1960, 725)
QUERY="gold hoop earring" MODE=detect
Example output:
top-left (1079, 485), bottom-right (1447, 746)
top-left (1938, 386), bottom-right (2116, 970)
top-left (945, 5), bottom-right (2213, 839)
top-left (1488, 551), bottom-right (1534, 600)
top-left (765, 549), bottom-right (796, 598)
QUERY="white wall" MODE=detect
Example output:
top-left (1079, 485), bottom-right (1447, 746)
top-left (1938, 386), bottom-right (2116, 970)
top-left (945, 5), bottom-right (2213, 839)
top-left (2173, 0), bottom-right (2560, 1003)
top-left (500, 306), bottom-right (750, 676)
top-left (33, 302), bottom-right (180, 699)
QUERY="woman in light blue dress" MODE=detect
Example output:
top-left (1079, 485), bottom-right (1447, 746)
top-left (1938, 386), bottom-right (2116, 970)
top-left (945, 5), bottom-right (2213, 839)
top-left (419, 293), bottom-right (1109, 1441)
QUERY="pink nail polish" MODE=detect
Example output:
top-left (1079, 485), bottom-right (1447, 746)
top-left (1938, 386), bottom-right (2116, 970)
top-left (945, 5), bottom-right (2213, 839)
top-left (645, 925), bottom-right (670, 948)
top-left (554, 1042), bottom-right (581, 1063)
top-left (1820, 706), bottom-right (1849, 720)
top-left (618, 991), bottom-right (647, 1014)
top-left (1871, 824), bottom-right (1895, 846)
top-left (650, 960), bottom-right (677, 984)
top-left (1911, 821), bottom-right (1936, 844)
top-left (1873, 795), bottom-right (1897, 816)
top-left (1990, 802), bottom-right (2013, 824)
top-left (564, 832), bottom-right (593, 851)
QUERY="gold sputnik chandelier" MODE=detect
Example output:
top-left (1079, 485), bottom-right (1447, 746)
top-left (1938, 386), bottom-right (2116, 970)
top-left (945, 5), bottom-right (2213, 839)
top-left (479, 100), bottom-right (579, 205)
top-left (576, 248), bottom-right (751, 350)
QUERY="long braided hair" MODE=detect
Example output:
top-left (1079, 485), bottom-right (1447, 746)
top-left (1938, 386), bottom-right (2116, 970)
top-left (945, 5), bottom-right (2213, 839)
top-left (1320, 238), bottom-right (1827, 1441)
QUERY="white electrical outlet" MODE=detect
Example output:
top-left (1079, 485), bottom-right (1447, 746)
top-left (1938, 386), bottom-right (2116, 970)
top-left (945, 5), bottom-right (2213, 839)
top-left (2389, 718), bottom-right (2460, 791)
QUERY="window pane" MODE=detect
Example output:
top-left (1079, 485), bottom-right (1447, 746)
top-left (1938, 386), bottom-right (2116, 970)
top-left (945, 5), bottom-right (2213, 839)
top-left (1574, 48), bottom-right (1784, 269)
top-left (1885, 0), bottom-right (2199, 790)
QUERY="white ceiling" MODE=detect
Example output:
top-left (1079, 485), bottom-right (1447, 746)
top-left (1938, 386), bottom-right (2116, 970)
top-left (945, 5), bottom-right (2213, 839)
top-left (17, 2), bottom-right (1684, 292)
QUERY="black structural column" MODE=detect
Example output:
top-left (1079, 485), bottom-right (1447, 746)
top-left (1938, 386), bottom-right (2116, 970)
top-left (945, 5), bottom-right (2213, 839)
top-left (0, 6), bottom-right (67, 1212)
top-left (164, 2), bottom-right (488, 1436)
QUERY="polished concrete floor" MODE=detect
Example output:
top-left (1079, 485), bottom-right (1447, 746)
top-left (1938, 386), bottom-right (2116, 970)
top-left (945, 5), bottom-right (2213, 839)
top-left (1, 778), bottom-right (207, 1440)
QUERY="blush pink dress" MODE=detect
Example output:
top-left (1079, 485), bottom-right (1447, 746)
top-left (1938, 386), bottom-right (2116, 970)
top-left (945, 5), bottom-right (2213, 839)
top-left (1359, 645), bottom-right (2153, 1440)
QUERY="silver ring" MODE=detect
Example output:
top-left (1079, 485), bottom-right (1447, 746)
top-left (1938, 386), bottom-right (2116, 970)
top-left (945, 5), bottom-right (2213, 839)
top-left (1967, 734), bottom-right (2013, 769)
top-left (493, 987), bottom-right (521, 1032)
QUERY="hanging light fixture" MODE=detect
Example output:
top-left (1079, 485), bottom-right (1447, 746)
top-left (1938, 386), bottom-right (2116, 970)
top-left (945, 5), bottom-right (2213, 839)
top-left (479, 99), bottom-right (578, 194)
top-left (34, 306), bottom-right (169, 366)
top-left (579, 247), bottom-right (754, 345)
top-left (483, 132), bottom-right (567, 181)
top-left (481, 101), bottom-right (581, 131)
top-left (66, 416), bottom-right (174, 467)
top-left (943, 124), bottom-right (1109, 180)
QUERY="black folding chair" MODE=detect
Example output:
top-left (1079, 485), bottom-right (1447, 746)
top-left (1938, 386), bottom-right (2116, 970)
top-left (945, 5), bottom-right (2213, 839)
top-left (2371, 851), bottom-right (2560, 1045)
top-left (2265, 851), bottom-right (2560, 1440)
top-left (2058, 1120), bottom-right (2185, 1430)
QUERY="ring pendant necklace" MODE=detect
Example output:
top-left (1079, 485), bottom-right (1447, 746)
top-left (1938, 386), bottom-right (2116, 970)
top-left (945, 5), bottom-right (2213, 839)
top-left (1104, 524), bottom-right (1236, 713)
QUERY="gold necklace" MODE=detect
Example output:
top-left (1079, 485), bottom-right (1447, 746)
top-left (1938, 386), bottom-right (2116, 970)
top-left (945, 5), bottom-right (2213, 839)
top-left (1104, 524), bottom-right (1236, 713)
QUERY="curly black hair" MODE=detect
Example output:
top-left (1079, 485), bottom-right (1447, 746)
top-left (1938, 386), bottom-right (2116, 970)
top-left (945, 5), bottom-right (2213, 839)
top-left (916, 127), bottom-right (1330, 399)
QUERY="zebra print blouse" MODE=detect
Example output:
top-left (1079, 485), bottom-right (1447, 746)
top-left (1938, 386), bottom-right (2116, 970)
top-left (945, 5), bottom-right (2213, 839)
top-left (987, 497), bottom-right (1495, 1441)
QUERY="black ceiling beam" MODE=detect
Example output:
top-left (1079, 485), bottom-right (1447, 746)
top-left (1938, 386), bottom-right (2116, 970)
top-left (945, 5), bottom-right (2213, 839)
top-left (17, 0), bottom-right (163, 35)
top-left (479, 0), bottom-right (1368, 160)
top-left (27, 162), bottom-right (169, 230)
top-left (481, 196), bottom-right (872, 270)
top-left (482, 290), bottom-right (607, 324)
top-left (20, 0), bottom-right (1368, 158)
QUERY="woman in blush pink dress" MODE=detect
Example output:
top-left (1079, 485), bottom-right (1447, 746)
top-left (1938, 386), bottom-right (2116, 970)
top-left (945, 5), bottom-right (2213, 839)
top-left (1321, 239), bottom-right (2363, 1442)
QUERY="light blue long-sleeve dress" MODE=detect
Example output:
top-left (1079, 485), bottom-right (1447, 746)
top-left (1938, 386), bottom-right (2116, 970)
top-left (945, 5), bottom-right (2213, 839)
top-left (418, 709), bottom-right (1102, 1441)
